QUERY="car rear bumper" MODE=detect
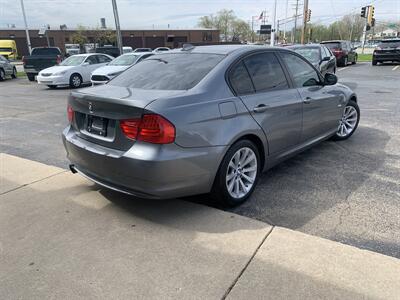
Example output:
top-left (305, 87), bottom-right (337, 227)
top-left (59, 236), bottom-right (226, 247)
top-left (373, 52), bottom-right (400, 62)
top-left (62, 126), bottom-right (225, 199)
top-left (37, 74), bottom-right (68, 85)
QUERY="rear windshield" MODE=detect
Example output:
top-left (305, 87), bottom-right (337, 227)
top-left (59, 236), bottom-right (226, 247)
top-left (110, 53), bottom-right (224, 90)
top-left (321, 42), bottom-right (341, 49)
top-left (31, 48), bottom-right (61, 55)
top-left (378, 41), bottom-right (400, 48)
top-left (292, 47), bottom-right (321, 63)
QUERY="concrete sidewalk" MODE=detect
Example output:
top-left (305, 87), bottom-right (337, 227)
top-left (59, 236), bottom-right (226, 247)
top-left (1, 153), bottom-right (399, 299)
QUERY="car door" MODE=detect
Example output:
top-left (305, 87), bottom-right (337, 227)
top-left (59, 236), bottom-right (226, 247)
top-left (279, 51), bottom-right (343, 142)
top-left (230, 51), bottom-right (303, 154)
top-left (0, 56), bottom-right (12, 75)
top-left (82, 55), bottom-right (100, 82)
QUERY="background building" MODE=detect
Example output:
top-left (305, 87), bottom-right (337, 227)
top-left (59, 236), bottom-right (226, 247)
top-left (0, 28), bottom-right (220, 57)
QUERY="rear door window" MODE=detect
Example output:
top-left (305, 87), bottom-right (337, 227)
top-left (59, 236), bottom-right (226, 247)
top-left (229, 61), bottom-right (254, 95)
top-left (97, 55), bottom-right (112, 63)
top-left (322, 42), bottom-right (341, 50)
top-left (243, 52), bottom-right (289, 93)
top-left (85, 55), bottom-right (98, 65)
top-left (110, 53), bottom-right (224, 90)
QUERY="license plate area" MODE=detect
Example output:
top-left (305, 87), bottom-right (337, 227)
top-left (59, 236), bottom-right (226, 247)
top-left (87, 115), bottom-right (108, 137)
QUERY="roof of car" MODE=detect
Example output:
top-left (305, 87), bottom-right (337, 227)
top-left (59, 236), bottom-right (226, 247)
top-left (321, 40), bottom-right (346, 43)
top-left (122, 52), bottom-right (153, 56)
top-left (169, 44), bottom-right (287, 55)
top-left (288, 44), bottom-right (323, 48)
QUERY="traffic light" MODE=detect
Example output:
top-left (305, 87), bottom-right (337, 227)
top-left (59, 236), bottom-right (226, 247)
top-left (307, 9), bottom-right (311, 22)
top-left (371, 18), bottom-right (376, 27)
top-left (361, 6), bottom-right (367, 18)
top-left (368, 6), bottom-right (374, 25)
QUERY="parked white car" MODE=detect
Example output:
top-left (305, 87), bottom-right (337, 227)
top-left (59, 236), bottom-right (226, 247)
top-left (153, 47), bottom-right (170, 53)
top-left (90, 52), bottom-right (154, 85)
top-left (37, 53), bottom-right (113, 88)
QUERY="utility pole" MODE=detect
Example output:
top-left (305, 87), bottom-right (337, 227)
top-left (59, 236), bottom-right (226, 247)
top-left (293, 0), bottom-right (300, 43)
top-left (270, 0), bottom-right (277, 46)
top-left (361, 6), bottom-right (370, 54)
top-left (111, 0), bottom-right (123, 55)
top-left (283, 0), bottom-right (289, 42)
top-left (20, 0), bottom-right (31, 54)
top-left (301, 0), bottom-right (309, 44)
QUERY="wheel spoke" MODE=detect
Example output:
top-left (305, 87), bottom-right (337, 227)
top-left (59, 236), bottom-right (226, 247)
top-left (234, 180), bottom-right (240, 196)
top-left (243, 166), bottom-right (257, 173)
top-left (241, 173), bottom-right (254, 184)
top-left (239, 178), bottom-right (248, 193)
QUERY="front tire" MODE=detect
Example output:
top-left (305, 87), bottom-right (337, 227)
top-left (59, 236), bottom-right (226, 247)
top-left (69, 73), bottom-right (82, 88)
top-left (47, 85), bottom-right (57, 89)
top-left (11, 67), bottom-right (17, 78)
top-left (372, 60), bottom-right (377, 66)
top-left (211, 140), bottom-right (260, 207)
top-left (332, 100), bottom-right (360, 141)
top-left (0, 69), bottom-right (5, 81)
top-left (27, 73), bottom-right (35, 81)
top-left (352, 55), bottom-right (357, 65)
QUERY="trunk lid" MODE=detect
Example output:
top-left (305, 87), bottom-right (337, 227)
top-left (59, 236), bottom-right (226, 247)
top-left (69, 85), bottom-right (185, 150)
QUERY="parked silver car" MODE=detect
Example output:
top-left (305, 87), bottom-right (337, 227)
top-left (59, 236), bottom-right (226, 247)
top-left (0, 55), bottom-right (17, 81)
top-left (63, 45), bottom-right (360, 206)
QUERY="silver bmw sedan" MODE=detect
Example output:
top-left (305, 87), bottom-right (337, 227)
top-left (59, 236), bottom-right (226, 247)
top-left (63, 45), bottom-right (360, 206)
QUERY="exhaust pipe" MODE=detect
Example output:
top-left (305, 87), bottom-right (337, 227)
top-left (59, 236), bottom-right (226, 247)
top-left (69, 164), bottom-right (77, 174)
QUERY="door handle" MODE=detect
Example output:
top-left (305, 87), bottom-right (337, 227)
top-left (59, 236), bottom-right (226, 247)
top-left (303, 97), bottom-right (312, 104)
top-left (253, 104), bottom-right (269, 113)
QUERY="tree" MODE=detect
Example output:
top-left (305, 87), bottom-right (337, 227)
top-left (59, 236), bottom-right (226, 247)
top-left (198, 9), bottom-right (251, 42)
top-left (71, 25), bottom-right (88, 51)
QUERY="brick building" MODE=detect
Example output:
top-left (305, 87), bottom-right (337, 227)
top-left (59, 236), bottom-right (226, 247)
top-left (0, 28), bottom-right (220, 57)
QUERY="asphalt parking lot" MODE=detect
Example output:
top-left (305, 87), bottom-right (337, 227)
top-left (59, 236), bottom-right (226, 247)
top-left (0, 62), bottom-right (399, 258)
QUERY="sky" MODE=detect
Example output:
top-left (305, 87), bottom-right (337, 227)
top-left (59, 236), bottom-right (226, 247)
top-left (1, 0), bottom-right (399, 30)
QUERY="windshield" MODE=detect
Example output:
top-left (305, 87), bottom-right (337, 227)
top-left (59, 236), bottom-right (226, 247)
top-left (110, 53), bottom-right (224, 90)
top-left (321, 42), bottom-right (341, 49)
top-left (31, 48), bottom-right (61, 55)
top-left (293, 48), bottom-right (321, 63)
top-left (378, 41), bottom-right (400, 48)
top-left (0, 47), bottom-right (12, 52)
top-left (60, 56), bottom-right (85, 66)
top-left (109, 54), bottom-right (140, 66)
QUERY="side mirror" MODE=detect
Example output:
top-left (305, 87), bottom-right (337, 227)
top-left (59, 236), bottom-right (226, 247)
top-left (324, 73), bottom-right (338, 85)
top-left (321, 56), bottom-right (330, 62)
top-left (82, 62), bottom-right (89, 66)
top-left (352, 47), bottom-right (358, 51)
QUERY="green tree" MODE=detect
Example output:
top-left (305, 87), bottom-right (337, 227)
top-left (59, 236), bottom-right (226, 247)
top-left (71, 25), bottom-right (88, 50)
top-left (198, 9), bottom-right (250, 42)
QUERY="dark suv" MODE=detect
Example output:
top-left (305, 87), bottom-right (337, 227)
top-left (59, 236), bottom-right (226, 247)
top-left (321, 40), bottom-right (358, 67)
top-left (372, 39), bottom-right (400, 65)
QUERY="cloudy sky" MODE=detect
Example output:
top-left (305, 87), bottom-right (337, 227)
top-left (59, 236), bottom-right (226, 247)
top-left (1, 0), bottom-right (399, 30)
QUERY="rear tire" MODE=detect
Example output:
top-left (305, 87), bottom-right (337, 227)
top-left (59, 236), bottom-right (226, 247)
top-left (372, 60), bottom-right (377, 66)
top-left (27, 73), bottom-right (35, 81)
top-left (69, 73), bottom-right (82, 88)
top-left (11, 67), bottom-right (17, 78)
top-left (332, 100), bottom-right (360, 141)
top-left (211, 139), bottom-right (261, 207)
top-left (0, 69), bottom-right (5, 81)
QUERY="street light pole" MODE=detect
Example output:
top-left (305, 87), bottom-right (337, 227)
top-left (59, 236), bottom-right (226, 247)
top-left (20, 0), bottom-right (31, 54)
top-left (111, 0), bottom-right (123, 55)
top-left (270, 0), bottom-right (277, 46)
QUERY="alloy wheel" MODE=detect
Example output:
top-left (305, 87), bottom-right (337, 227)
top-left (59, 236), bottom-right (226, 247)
top-left (226, 147), bottom-right (258, 199)
top-left (337, 105), bottom-right (358, 137)
top-left (72, 75), bottom-right (81, 87)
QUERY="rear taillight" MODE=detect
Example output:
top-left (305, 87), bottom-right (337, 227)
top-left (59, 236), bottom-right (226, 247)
top-left (22, 56), bottom-right (26, 65)
top-left (67, 105), bottom-right (74, 123)
top-left (56, 55), bottom-right (62, 64)
top-left (120, 114), bottom-right (175, 144)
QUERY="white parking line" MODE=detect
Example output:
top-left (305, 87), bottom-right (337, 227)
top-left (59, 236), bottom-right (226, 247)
top-left (392, 66), bottom-right (399, 71)
top-left (337, 67), bottom-right (349, 72)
